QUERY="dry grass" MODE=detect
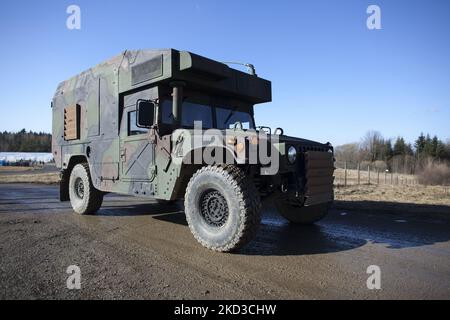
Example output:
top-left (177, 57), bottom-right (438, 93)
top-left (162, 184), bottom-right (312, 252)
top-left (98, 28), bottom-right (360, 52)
top-left (0, 166), bottom-right (37, 172)
top-left (0, 172), bottom-right (59, 184)
top-left (417, 162), bottom-right (450, 186)
top-left (334, 167), bottom-right (450, 207)
top-left (335, 184), bottom-right (450, 207)
top-left (334, 168), bottom-right (417, 186)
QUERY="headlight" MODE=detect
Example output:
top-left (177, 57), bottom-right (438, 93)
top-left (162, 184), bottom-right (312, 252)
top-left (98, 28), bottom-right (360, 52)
top-left (287, 146), bottom-right (297, 164)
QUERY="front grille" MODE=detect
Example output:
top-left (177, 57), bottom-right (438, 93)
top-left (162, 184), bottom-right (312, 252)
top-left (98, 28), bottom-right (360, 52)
top-left (304, 151), bottom-right (335, 206)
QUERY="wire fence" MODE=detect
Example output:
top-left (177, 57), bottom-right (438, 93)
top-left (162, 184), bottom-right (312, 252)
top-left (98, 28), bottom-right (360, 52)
top-left (334, 161), bottom-right (419, 187)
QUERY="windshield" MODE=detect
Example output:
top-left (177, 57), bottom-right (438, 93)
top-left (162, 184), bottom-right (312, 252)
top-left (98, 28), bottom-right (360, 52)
top-left (215, 107), bottom-right (254, 130)
top-left (160, 100), bottom-right (255, 130)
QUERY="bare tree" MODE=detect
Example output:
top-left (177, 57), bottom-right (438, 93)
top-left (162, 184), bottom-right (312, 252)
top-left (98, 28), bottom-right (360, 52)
top-left (335, 143), bottom-right (359, 167)
top-left (360, 130), bottom-right (384, 162)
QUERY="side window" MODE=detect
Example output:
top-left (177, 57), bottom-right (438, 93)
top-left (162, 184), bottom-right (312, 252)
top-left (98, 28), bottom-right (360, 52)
top-left (181, 102), bottom-right (213, 128)
top-left (128, 111), bottom-right (148, 136)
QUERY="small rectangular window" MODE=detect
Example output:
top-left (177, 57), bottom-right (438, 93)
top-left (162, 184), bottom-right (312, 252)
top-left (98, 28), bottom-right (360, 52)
top-left (128, 111), bottom-right (148, 136)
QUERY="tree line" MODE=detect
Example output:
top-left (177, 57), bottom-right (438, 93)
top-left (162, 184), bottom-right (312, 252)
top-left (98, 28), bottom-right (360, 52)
top-left (335, 130), bottom-right (450, 174)
top-left (0, 129), bottom-right (51, 152)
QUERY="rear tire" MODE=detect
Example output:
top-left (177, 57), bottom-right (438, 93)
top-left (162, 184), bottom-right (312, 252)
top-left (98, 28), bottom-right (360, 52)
top-left (184, 165), bottom-right (261, 252)
top-left (69, 163), bottom-right (103, 215)
top-left (276, 201), bottom-right (330, 225)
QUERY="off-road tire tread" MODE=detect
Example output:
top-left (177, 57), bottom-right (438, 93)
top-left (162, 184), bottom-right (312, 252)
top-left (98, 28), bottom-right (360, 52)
top-left (185, 165), bottom-right (261, 252)
top-left (70, 163), bottom-right (103, 215)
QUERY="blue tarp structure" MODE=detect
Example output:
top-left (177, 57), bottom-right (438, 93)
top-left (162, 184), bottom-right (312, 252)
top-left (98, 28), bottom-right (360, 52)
top-left (0, 153), bottom-right (53, 164)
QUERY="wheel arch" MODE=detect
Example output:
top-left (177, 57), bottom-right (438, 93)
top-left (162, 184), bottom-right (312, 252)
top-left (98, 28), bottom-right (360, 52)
top-left (171, 146), bottom-right (240, 200)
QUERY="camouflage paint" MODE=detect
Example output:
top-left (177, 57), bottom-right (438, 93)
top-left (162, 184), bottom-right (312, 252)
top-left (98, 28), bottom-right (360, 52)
top-left (52, 49), bottom-right (334, 204)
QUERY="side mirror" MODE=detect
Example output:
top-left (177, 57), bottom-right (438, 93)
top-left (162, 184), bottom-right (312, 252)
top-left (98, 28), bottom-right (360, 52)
top-left (136, 100), bottom-right (155, 128)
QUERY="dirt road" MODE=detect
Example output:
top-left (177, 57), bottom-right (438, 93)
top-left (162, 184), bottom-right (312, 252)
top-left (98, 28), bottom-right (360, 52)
top-left (0, 184), bottom-right (449, 299)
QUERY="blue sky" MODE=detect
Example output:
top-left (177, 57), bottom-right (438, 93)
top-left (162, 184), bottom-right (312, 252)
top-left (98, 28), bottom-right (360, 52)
top-left (0, 0), bottom-right (449, 146)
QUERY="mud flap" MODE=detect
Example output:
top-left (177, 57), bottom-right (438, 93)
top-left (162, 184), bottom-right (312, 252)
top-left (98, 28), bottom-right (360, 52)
top-left (59, 170), bottom-right (70, 201)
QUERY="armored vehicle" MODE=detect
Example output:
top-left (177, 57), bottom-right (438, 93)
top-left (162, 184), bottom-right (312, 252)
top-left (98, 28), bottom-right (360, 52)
top-left (52, 49), bottom-right (334, 252)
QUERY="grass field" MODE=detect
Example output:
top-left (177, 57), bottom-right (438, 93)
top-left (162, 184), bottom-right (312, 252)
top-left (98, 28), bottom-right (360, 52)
top-left (334, 168), bottom-right (419, 186)
top-left (0, 165), bottom-right (59, 184)
top-left (0, 172), bottom-right (59, 184)
top-left (334, 168), bottom-right (450, 210)
top-left (335, 184), bottom-right (450, 206)
top-left (1, 166), bottom-right (449, 209)
top-left (0, 166), bottom-right (38, 172)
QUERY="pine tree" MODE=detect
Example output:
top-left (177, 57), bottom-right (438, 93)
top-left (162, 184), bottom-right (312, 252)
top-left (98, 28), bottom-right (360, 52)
top-left (415, 132), bottom-right (426, 155)
top-left (393, 137), bottom-right (407, 156)
top-left (0, 130), bottom-right (51, 152)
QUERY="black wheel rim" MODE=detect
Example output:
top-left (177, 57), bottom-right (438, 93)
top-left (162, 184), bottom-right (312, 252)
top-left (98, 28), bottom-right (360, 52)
top-left (74, 177), bottom-right (85, 199)
top-left (200, 189), bottom-right (229, 227)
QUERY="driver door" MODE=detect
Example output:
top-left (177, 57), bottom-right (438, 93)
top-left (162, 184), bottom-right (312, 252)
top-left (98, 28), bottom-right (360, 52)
top-left (119, 106), bottom-right (155, 181)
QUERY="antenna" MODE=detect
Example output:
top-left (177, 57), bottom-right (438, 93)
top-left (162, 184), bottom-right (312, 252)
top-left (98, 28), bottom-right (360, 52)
top-left (222, 61), bottom-right (257, 76)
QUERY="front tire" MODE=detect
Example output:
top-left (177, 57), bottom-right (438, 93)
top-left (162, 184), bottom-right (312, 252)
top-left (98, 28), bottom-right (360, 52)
top-left (69, 163), bottom-right (103, 215)
top-left (276, 201), bottom-right (330, 225)
top-left (184, 165), bottom-right (261, 252)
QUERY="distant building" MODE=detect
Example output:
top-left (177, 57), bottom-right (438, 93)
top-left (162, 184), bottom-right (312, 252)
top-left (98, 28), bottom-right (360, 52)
top-left (0, 153), bottom-right (53, 166)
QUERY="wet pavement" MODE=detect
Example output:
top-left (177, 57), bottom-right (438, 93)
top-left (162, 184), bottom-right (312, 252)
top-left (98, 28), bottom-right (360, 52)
top-left (0, 184), bottom-right (449, 299)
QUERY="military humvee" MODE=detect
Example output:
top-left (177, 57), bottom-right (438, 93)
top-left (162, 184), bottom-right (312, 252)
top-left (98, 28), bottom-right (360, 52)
top-left (52, 49), bottom-right (334, 252)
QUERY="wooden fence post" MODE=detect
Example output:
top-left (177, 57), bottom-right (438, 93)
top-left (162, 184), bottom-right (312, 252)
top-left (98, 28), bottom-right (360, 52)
top-left (368, 165), bottom-right (371, 185)
top-left (344, 161), bottom-right (347, 187)
top-left (377, 170), bottom-right (380, 185)
top-left (357, 163), bottom-right (360, 185)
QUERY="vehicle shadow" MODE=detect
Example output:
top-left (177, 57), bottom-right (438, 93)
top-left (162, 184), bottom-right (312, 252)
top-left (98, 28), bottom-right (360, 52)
top-left (241, 220), bottom-right (368, 256)
top-left (333, 200), bottom-right (450, 219)
top-left (153, 205), bottom-right (368, 256)
top-left (245, 199), bottom-right (450, 255)
top-left (96, 197), bottom-right (450, 256)
top-left (97, 200), bottom-right (183, 217)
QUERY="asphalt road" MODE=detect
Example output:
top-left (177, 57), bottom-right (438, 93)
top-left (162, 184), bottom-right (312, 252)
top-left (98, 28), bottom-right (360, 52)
top-left (0, 184), bottom-right (449, 299)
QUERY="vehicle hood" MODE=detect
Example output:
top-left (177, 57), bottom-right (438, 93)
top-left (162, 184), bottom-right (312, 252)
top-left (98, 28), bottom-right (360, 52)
top-left (277, 135), bottom-right (332, 150)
